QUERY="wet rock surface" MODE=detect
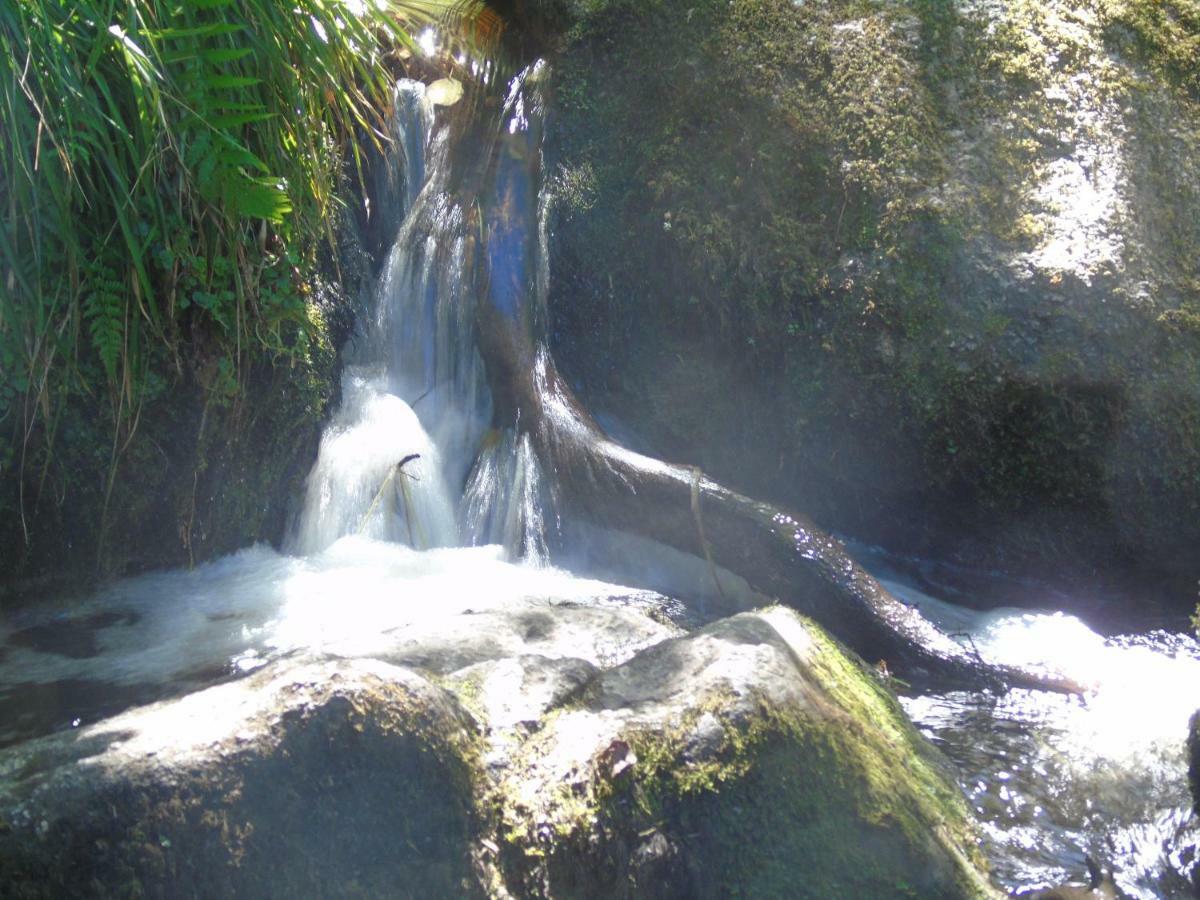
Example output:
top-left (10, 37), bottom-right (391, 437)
top-left (1190, 710), bottom-right (1200, 817)
top-left (495, 607), bottom-right (996, 898)
top-left (0, 554), bottom-right (684, 751)
top-left (0, 659), bottom-right (486, 898)
top-left (366, 598), bottom-right (683, 675)
top-left (0, 602), bottom-right (997, 898)
top-left (544, 0), bottom-right (1200, 609)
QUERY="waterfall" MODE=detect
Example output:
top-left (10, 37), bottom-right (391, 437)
top-left (289, 65), bottom-right (554, 561)
top-left (460, 429), bottom-right (552, 564)
top-left (287, 369), bottom-right (459, 554)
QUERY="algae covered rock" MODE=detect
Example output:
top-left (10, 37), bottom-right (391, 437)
top-left (497, 607), bottom-right (997, 899)
top-left (545, 0), bottom-right (1200, 604)
top-left (0, 598), bottom-right (997, 897)
top-left (0, 659), bottom-right (487, 898)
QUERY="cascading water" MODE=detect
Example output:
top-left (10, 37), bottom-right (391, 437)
top-left (0, 61), bottom-right (624, 752)
top-left (0, 54), bottom-right (1198, 897)
top-left (460, 429), bottom-right (552, 562)
top-left (287, 368), bottom-right (459, 554)
top-left (289, 78), bottom-right (466, 556)
top-left (291, 65), bottom-right (554, 559)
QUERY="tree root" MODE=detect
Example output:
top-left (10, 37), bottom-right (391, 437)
top-left (474, 304), bottom-right (1083, 696)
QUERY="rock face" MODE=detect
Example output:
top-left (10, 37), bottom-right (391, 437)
top-left (0, 606), bottom-right (997, 898)
top-left (544, 0), bottom-right (1200, 607)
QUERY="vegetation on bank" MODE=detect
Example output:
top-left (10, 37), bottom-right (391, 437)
top-left (0, 0), bottom-right (413, 577)
top-left (2, 0), bottom-right (513, 581)
top-left (1, 0), bottom-right (400, 444)
top-left (547, 0), bottom-right (1200, 601)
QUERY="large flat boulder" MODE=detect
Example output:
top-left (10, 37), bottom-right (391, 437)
top-left (0, 603), bottom-right (997, 898)
top-left (496, 607), bottom-right (998, 899)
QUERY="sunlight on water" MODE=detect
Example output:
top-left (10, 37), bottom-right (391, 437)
top-left (0, 538), bottom-right (671, 744)
top-left (884, 576), bottom-right (1200, 896)
top-left (896, 577), bottom-right (1200, 764)
top-left (269, 537), bottom-right (657, 656)
top-left (976, 610), bottom-right (1200, 761)
top-left (289, 370), bottom-right (459, 555)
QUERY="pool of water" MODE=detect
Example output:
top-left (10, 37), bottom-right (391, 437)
top-left (883, 574), bottom-right (1200, 897)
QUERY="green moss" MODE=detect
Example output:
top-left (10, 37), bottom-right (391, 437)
top-left (599, 632), bottom-right (989, 898)
top-left (1098, 0), bottom-right (1200, 98)
top-left (499, 614), bottom-right (993, 898)
top-left (548, 0), bottom-right (1200, 595)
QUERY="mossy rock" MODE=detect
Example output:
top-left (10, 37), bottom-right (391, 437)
top-left (0, 606), bottom-right (998, 897)
top-left (497, 607), bottom-right (997, 898)
top-left (0, 660), bottom-right (487, 898)
top-left (544, 0), bottom-right (1200, 606)
top-left (1189, 709), bottom-right (1200, 817)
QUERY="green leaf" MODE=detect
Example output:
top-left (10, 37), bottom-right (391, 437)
top-left (202, 74), bottom-right (261, 89)
top-left (215, 144), bottom-right (270, 174)
top-left (210, 110), bottom-right (275, 129)
top-left (150, 23), bottom-right (244, 41)
top-left (230, 180), bottom-right (292, 222)
top-left (200, 47), bottom-right (253, 64)
top-left (83, 283), bottom-right (125, 382)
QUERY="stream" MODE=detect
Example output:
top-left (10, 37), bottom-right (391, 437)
top-left (1, 54), bottom-right (1197, 897)
top-left (883, 569), bottom-right (1200, 897)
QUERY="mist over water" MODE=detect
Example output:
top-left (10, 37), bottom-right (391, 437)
top-left (0, 62), bottom-right (1196, 896)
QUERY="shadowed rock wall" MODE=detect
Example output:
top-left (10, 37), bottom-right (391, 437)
top-left (542, 0), bottom-right (1200, 611)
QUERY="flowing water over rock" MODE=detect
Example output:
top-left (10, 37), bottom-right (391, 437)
top-left (876, 569), bottom-right (1200, 897)
top-left (0, 538), bottom-right (688, 749)
top-left (0, 61), bottom-right (1197, 896)
top-left (0, 68), bottom-right (636, 753)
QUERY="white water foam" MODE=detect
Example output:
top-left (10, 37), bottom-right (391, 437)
top-left (886, 576), bottom-right (1200, 896)
top-left (289, 369), bottom-right (459, 554)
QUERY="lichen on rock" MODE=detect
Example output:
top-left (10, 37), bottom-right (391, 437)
top-left (496, 608), bottom-right (997, 899)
